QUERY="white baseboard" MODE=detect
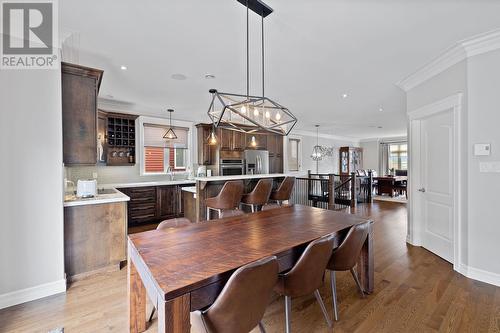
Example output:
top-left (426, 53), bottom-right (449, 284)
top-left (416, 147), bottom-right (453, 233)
top-left (0, 278), bottom-right (66, 310)
top-left (456, 264), bottom-right (500, 287)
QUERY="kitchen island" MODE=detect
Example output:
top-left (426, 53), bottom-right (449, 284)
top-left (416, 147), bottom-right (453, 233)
top-left (186, 174), bottom-right (287, 222)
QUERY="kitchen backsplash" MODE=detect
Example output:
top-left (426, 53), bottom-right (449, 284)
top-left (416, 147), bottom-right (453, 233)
top-left (65, 164), bottom-right (192, 185)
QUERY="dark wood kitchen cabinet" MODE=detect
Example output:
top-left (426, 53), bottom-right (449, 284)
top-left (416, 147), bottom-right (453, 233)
top-left (196, 124), bottom-right (217, 165)
top-left (119, 184), bottom-right (186, 226)
top-left (157, 185), bottom-right (179, 220)
top-left (62, 62), bottom-right (103, 165)
top-left (268, 134), bottom-right (284, 173)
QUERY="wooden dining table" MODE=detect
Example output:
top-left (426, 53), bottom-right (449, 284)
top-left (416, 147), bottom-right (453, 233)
top-left (128, 204), bottom-right (374, 333)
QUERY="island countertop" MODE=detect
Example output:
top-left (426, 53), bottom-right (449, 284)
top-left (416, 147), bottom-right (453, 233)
top-left (64, 188), bottom-right (130, 207)
top-left (195, 173), bottom-right (287, 182)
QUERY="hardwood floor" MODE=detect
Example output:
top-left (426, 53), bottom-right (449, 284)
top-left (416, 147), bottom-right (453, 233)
top-left (1, 202), bottom-right (499, 332)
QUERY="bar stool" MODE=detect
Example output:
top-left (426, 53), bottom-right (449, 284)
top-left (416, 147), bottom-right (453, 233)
top-left (191, 256), bottom-right (279, 333)
top-left (240, 178), bottom-right (273, 213)
top-left (327, 222), bottom-right (369, 321)
top-left (205, 180), bottom-right (244, 220)
top-left (263, 176), bottom-right (295, 210)
top-left (275, 234), bottom-right (334, 333)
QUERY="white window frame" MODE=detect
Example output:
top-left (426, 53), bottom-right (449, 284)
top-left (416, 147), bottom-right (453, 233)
top-left (174, 148), bottom-right (187, 170)
top-left (284, 135), bottom-right (303, 174)
top-left (138, 116), bottom-right (193, 176)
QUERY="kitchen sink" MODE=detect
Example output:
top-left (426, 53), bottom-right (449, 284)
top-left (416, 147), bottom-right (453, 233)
top-left (97, 188), bottom-right (116, 195)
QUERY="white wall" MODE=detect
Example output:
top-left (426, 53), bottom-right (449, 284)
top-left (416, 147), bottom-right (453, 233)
top-left (405, 50), bottom-right (500, 285)
top-left (286, 131), bottom-right (359, 175)
top-left (466, 49), bottom-right (500, 277)
top-left (360, 140), bottom-right (380, 174)
top-left (0, 68), bottom-right (66, 308)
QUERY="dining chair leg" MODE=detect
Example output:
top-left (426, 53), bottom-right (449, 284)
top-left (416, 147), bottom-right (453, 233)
top-left (258, 321), bottom-right (267, 333)
top-left (206, 207), bottom-right (211, 221)
top-left (330, 270), bottom-right (339, 321)
top-left (350, 268), bottom-right (365, 297)
top-left (251, 205), bottom-right (255, 213)
top-left (218, 209), bottom-right (222, 219)
top-left (314, 289), bottom-right (333, 327)
top-left (285, 295), bottom-right (292, 333)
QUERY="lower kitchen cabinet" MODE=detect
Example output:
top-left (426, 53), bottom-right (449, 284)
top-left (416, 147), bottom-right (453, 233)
top-left (119, 184), bottom-right (187, 226)
top-left (64, 202), bottom-right (127, 281)
top-left (157, 185), bottom-right (179, 220)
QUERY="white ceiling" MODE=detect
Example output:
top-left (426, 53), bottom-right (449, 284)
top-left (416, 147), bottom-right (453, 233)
top-left (60, 0), bottom-right (500, 139)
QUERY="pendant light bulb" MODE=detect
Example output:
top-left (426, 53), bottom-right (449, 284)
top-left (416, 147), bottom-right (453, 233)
top-left (250, 136), bottom-right (257, 147)
top-left (275, 111), bottom-right (281, 121)
top-left (265, 111), bottom-right (270, 119)
top-left (241, 105), bottom-right (247, 114)
top-left (253, 108), bottom-right (260, 117)
top-left (208, 130), bottom-right (218, 146)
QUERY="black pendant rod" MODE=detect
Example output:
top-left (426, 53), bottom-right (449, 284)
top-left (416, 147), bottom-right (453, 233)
top-left (262, 14), bottom-right (265, 99)
top-left (246, 0), bottom-right (249, 98)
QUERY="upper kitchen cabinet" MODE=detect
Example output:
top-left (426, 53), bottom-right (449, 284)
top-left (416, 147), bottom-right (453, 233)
top-left (62, 62), bottom-right (103, 165)
top-left (196, 124), bottom-right (217, 165)
top-left (246, 133), bottom-right (267, 150)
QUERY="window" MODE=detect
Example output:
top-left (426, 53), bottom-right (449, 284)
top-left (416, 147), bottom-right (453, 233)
top-left (388, 143), bottom-right (407, 170)
top-left (288, 138), bottom-right (301, 171)
top-left (143, 123), bottom-right (189, 173)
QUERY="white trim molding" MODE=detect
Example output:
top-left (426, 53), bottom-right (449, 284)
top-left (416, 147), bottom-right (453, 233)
top-left (457, 264), bottom-right (500, 288)
top-left (291, 129), bottom-right (360, 144)
top-left (0, 279), bottom-right (66, 310)
top-left (397, 29), bottom-right (500, 92)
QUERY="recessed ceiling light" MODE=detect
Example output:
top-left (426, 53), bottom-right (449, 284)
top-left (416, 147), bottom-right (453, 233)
top-left (205, 74), bottom-right (216, 79)
top-left (341, 93), bottom-right (348, 99)
top-left (377, 126), bottom-right (383, 129)
top-left (378, 106), bottom-right (384, 112)
top-left (171, 73), bottom-right (187, 80)
top-left (120, 65), bottom-right (127, 70)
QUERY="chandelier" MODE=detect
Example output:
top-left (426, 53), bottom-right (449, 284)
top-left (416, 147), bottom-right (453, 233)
top-left (207, 0), bottom-right (297, 136)
top-left (311, 125), bottom-right (334, 161)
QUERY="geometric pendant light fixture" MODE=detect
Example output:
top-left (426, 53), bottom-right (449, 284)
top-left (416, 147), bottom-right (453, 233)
top-left (207, 0), bottom-right (297, 136)
top-left (163, 109), bottom-right (178, 140)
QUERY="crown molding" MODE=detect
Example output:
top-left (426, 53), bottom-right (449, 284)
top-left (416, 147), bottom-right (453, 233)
top-left (396, 29), bottom-right (500, 92)
top-left (291, 129), bottom-right (360, 144)
top-left (359, 135), bottom-right (407, 143)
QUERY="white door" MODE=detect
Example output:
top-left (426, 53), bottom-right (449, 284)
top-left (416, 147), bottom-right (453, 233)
top-left (417, 109), bottom-right (454, 262)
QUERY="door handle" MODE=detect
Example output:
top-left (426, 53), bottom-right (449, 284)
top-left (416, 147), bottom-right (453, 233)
top-left (418, 188), bottom-right (426, 192)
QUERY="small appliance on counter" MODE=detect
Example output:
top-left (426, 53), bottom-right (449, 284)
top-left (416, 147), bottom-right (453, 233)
top-left (197, 165), bottom-right (207, 177)
top-left (76, 179), bottom-right (97, 198)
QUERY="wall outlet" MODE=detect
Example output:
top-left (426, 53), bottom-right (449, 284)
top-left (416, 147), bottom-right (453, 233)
top-left (92, 172), bottom-right (98, 179)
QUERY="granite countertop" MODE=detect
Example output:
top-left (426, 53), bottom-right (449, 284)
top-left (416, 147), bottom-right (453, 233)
top-left (181, 186), bottom-right (196, 194)
top-left (194, 173), bottom-right (287, 182)
top-left (100, 179), bottom-right (196, 189)
top-left (64, 188), bottom-right (130, 207)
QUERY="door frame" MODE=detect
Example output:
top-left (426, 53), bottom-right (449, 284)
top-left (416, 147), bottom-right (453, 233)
top-left (407, 93), bottom-right (463, 270)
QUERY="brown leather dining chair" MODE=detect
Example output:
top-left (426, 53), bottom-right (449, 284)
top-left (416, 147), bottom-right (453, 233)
top-left (191, 256), bottom-right (279, 333)
top-left (326, 221), bottom-right (369, 320)
top-left (156, 217), bottom-right (191, 231)
top-left (240, 178), bottom-right (273, 213)
top-left (205, 180), bottom-right (244, 220)
top-left (274, 234), bottom-right (334, 333)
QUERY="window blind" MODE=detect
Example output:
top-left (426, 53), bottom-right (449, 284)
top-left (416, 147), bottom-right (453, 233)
top-left (143, 124), bottom-right (189, 149)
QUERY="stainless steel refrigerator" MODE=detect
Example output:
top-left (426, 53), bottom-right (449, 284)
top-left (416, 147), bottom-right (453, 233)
top-left (244, 150), bottom-right (269, 174)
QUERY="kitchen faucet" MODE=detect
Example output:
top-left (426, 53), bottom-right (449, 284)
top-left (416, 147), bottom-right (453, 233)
top-left (166, 166), bottom-right (175, 181)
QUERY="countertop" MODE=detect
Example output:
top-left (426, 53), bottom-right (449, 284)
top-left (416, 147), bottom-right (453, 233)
top-left (181, 186), bottom-right (196, 194)
top-left (64, 188), bottom-right (130, 208)
top-left (100, 179), bottom-right (196, 189)
top-left (194, 173), bottom-right (287, 182)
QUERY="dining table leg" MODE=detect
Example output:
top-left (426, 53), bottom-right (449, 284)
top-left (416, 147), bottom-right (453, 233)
top-left (157, 294), bottom-right (191, 333)
top-left (357, 221), bottom-right (374, 294)
top-left (129, 259), bottom-right (147, 333)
